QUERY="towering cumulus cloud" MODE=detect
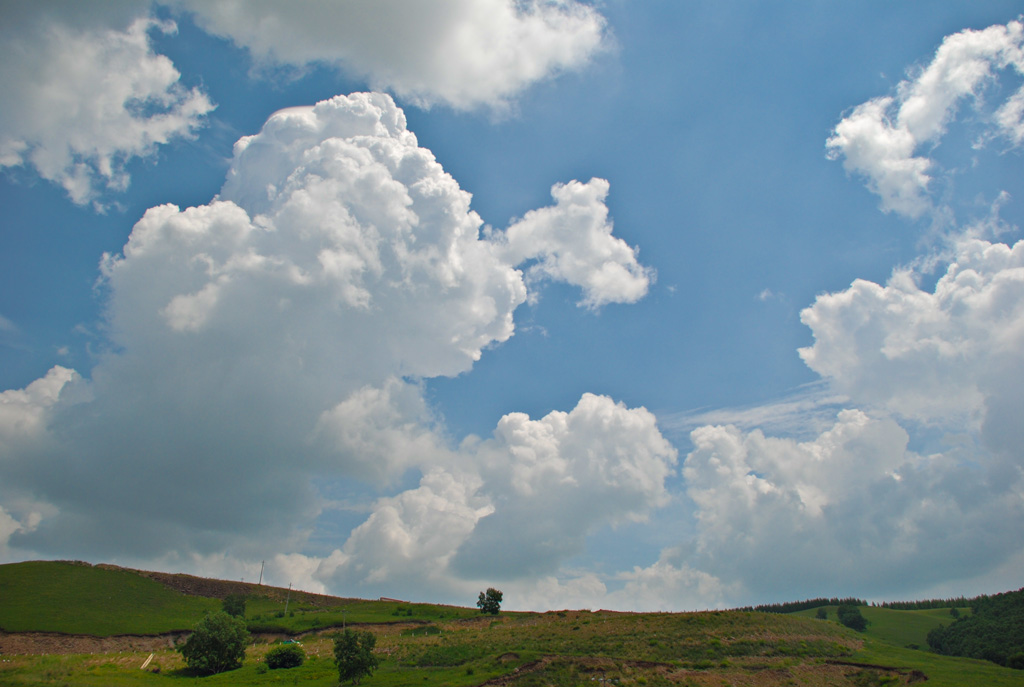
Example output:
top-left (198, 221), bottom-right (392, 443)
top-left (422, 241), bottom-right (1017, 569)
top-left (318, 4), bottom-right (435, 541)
top-left (0, 93), bottom-right (665, 602)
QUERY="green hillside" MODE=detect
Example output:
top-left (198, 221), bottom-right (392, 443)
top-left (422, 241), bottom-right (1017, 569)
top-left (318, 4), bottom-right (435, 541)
top-left (792, 604), bottom-right (968, 649)
top-left (0, 561), bottom-right (218, 635)
top-left (1, 561), bottom-right (1023, 686)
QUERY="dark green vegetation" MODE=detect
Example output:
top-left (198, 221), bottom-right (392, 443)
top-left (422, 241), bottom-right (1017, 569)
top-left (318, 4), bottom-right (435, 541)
top-left (837, 605), bottom-right (869, 632)
top-left (334, 629), bottom-right (379, 684)
top-left (177, 612), bottom-right (249, 675)
top-left (743, 597), bottom-right (867, 614)
top-left (264, 642), bottom-right (305, 669)
top-left (1, 561), bottom-right (1023, 686)
top-left (220, 594), bottom-right (246, 618)
top-left (477, 587), bottom-right (502, 615)
top-left (927, 588), bottom-right (1024, 668)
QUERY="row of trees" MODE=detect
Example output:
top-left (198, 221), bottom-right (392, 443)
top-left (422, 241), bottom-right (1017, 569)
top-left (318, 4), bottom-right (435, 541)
top-left (736, 597), bottom-right (866, 614)
top-left (876, 596), bottom-right (973, 611)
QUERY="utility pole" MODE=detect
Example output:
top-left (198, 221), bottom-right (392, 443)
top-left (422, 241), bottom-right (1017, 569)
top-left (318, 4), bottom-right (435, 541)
top-left (284, 583), bottom-right (292, 616)
top-left (258, 560), bottom-right (264, 586)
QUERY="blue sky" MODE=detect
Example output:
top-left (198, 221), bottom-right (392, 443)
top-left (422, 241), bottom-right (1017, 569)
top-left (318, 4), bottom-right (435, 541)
top-left (2, 1), bottom-right (1023, 611)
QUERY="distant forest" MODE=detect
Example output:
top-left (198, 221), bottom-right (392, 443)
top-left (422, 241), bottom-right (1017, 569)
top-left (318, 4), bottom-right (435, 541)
top-left (739, 593), bottom-right (983, 615)
top-left (736, 598), bottom-right (866, 614)
top-left (875, 597), bottom-right (973, 610)
top-left (927, 588), bottom-right (1024, 669)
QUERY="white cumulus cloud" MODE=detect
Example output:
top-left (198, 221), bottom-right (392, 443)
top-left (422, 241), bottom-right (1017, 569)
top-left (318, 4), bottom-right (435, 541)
top-left (180, 0), bottom-right (609, 110)
top-left (0, 92), bottom-right (661, 606)
top-left (0, 7), bottom-right (213, 206)
top-left (306, 392), bottom-right (677, 603)
top-left (826, 20), bottom-right (1024, 219)
top-left (499, 178), bottom-right (654, 308)
top-left (800, 238), bottom-right (1024, 439)
top-left (682, 408), bottom-right (1024, 601)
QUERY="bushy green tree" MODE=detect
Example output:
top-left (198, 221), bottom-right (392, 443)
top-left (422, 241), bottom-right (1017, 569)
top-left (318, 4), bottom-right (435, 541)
top-left (178, 611), bottom-right (250, 674)
top-left (837, 604), bottom-right (868, 632)
top-left (222, 593), bottom-right (247, 618)
top-left (266, 642), bottom-right (305, 669)
top-left (815, 607), bottom-right (828, 620)
top-left (334, 629), bottom-right (379, 684)
top-left (477, 587), bottom-right (502, 615)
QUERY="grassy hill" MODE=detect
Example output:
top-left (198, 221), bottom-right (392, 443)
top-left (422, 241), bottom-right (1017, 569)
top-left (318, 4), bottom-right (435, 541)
top-left (791, 604), bottom-right (969, 650)
top-left (0, 561), bottom-right (218, 635)
top-left (1, 561), bottom-right (1023, 686)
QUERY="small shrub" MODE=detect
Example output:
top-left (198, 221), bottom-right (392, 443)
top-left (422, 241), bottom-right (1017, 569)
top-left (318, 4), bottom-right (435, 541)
top-left (266, 643), bottom-right (306, 669)
top-left (255, 663), bottom-right (268, 674)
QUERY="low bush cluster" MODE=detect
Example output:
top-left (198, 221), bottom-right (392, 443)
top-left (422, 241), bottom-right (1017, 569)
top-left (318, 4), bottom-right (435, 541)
top-left (266, 642), bottom-right (305, 669)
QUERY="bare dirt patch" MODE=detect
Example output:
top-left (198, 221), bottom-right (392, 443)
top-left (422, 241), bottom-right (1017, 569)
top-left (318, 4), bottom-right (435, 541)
top-left (0, 630), bottom-right (187, 655)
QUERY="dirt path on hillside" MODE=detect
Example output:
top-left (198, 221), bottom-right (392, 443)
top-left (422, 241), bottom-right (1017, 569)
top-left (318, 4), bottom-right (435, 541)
top-left (0, 630), bottom-right (189, 655)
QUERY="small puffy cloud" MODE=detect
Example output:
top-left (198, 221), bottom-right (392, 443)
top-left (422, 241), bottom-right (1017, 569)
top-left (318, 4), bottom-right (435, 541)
top-left (499, 178), bottom-right (654, 308)
top-left (0, 8), bottom-right (213, 206)
top-left (826, 20), bottom-right (1024, 219)
top-left (180, 0), bottom-right (608, 110)
top-left (0, 366), bottom-right (82, 444)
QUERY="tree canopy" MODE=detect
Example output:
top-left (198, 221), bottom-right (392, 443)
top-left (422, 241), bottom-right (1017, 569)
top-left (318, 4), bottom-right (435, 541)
top-left (178, 611), bottom-right (250, 674)
top-left (836, 604), bottom-right (868, 632)
top-left (334, 629), bottom-right (379, 684)
top-left (222, 593), bottom-right (247, 618)
top-left (477, 588), bottom-right (503, 615)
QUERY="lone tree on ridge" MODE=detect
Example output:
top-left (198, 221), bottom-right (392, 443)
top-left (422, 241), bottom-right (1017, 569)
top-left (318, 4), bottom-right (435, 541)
top-left (477, 587), bottom-right (503, 615)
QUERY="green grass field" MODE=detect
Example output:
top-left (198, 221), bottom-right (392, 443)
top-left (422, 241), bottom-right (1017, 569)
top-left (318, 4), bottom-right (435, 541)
top-left (2, 561), bottom-right (1023, 686)
top-left (0, 561), bottom-right (218, 635)
top-left (791, 604), bottom-right (969, 649)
